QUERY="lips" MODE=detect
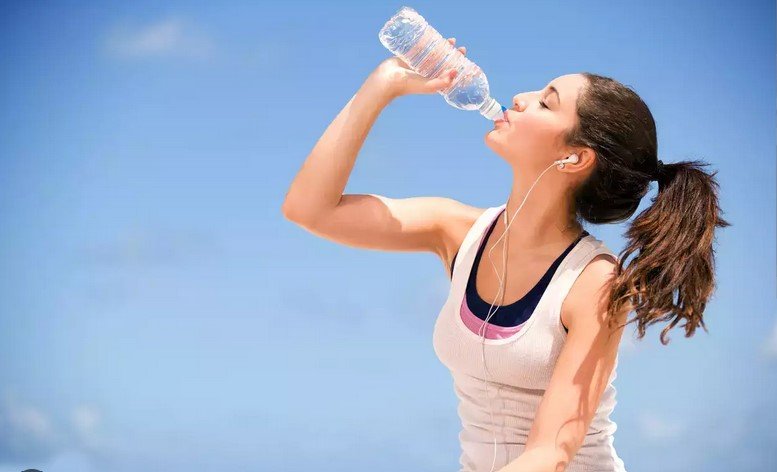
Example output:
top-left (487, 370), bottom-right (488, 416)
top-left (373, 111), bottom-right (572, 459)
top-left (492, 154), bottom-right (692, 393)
top-left (493, 109), bottom-right (510, 127)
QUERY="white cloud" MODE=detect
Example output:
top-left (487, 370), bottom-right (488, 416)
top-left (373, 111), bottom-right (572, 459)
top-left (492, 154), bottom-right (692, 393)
top-left (70, 405), bottom-right (101, 439)
top-left (637, 410), bottom-right (687, 441)
top-left (6, 401), bottom-right (54, 442)
top-left (105, 17), bottom-right (214, 59)
top-left (0, 388), bottom-right (109, 466)
top-left (761, 315), bottom-right (777, 359)
top-left (0, 390), bottom-right (60, 462)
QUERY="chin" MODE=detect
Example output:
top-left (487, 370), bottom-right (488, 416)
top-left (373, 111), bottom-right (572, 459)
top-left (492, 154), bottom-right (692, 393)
top-left (483, 134), bottom-right (510, 161)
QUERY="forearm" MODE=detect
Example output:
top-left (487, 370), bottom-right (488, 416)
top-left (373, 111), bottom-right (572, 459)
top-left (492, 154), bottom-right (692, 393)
top-left (281, 73), bottom-right (395, 222)
top-left (498, 446), bottom-right (568, 472)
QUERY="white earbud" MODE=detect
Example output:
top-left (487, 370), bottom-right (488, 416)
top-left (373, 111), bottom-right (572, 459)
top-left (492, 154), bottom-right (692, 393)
top-left (554, 153), bottom-right (579, 169)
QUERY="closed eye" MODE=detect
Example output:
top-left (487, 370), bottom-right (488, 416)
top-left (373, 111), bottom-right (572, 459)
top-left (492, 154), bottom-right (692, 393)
top-left (512, 100), bottom-right (549, 110)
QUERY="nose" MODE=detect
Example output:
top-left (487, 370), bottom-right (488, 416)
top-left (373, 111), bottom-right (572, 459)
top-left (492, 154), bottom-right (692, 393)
top-left (504, 99), bottom-right (526, 121)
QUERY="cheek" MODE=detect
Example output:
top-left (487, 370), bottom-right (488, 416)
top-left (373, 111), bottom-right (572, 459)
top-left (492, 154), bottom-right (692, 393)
top-left (513, 113), bottom-right (550, 132)
top-left (511, 115), bottom-right (561, 145)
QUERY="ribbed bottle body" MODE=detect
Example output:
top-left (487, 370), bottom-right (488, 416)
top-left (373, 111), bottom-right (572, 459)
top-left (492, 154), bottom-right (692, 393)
top-left (378, 6), bottom-right (504, 121)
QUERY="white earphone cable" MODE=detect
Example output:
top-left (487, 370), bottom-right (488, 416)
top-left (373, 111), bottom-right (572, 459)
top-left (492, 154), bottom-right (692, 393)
top-left (477, 155), bottom-right (577, 472)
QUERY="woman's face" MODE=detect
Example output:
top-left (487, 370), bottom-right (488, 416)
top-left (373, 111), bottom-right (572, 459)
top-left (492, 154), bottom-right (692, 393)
top-left (485, 73), bottom-right (589, 171)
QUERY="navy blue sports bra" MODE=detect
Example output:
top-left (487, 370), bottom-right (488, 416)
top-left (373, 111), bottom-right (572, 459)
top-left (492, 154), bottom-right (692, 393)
top-left (450, 210), bottom-right (588, 332)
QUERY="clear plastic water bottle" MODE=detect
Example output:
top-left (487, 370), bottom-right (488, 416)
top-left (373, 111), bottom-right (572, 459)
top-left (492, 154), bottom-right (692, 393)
top-left (378, 6), bottom-right (506, 121)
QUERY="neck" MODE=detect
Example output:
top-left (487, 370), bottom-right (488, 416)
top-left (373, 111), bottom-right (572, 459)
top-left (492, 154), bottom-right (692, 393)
top-left (497, 170), bottom-right (583, 252)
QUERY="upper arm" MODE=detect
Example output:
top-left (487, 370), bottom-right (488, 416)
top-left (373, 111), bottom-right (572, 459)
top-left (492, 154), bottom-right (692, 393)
top-left (523, 254), bottom-right (628, 469)
top-left (284, 193), bottom-right (483, 266)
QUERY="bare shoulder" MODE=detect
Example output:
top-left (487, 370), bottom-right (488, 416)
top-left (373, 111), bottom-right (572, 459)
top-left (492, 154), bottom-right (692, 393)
top-left (437, 200), bottom-right (488, 275)
top-left (560, 253), bottom-right (621, 331)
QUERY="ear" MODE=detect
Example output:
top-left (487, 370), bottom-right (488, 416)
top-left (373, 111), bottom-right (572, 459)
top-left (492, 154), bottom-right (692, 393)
top-left (565, 147), bottom-right (596, 174)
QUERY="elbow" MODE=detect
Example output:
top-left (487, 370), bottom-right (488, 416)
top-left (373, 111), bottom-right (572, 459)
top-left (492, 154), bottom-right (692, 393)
top-left (282, 205), bottom-right (309, 227)
top-left (281, 200), bottom-right (298, 221)
top-left (281, 196), bottom-right (307, 222)
top-left (282, 195), bottom-right (340, 226)
top-left (282, 199), bottom-right (320, 227)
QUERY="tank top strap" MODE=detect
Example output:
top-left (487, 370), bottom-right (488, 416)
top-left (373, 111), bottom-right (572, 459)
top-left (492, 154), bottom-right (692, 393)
top-left (449, 204), bottom-right (507, 294)
top-left (542, 236), bottom-right (620, 335)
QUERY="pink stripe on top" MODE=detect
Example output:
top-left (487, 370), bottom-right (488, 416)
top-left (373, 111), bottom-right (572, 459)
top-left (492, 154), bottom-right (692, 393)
top-left (459, 297), bottom-right (524, 339)
top-left (458, 207), bottom-right (525, 340)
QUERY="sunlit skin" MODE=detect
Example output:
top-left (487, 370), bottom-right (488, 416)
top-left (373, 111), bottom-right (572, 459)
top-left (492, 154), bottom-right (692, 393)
top-left (421, 40), bottom-right (628, 472)
top-left (479, 73), bottom-right (627, 472)
top-left (483, 73), bottom-right (599, 258)
top-left (283, 36), bottom-right (631, 471)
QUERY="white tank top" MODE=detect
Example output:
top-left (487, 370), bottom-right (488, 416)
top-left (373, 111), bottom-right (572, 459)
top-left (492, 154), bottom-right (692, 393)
top-left (432, 204), bottom-right (627, 472)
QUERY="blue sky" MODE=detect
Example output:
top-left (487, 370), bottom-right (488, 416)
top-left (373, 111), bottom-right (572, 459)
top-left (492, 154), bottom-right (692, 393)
top-left (0, 1), bottom-right (774, 471)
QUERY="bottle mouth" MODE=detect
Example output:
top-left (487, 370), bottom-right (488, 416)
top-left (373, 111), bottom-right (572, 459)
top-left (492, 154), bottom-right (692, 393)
top-left (495, 106), bottom-right (509, 123)
top-left (479, 99), bottom-right (506, 121)
top-left (501, 105), bottom-right (509, 122)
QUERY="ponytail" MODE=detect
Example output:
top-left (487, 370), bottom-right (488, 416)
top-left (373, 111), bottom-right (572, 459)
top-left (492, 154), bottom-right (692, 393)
top-left (606, 159), bottom-right (731, 344)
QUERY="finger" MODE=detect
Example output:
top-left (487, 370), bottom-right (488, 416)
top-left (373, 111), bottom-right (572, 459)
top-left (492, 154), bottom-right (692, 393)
top-left (427, 69), bottom-right (457, 92)
top-left (459, 46), bottom-right (466, 55)
top-left (448, 37), bottom-right (456, 45)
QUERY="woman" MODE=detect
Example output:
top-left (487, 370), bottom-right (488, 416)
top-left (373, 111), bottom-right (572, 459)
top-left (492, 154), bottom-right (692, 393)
top-left (281, 38), bottom-right (729, 472)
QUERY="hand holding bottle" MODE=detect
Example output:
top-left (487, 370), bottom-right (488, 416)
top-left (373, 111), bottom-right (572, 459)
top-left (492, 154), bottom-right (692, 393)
top-left (370, 37), bottom-right (467, 99)
top-left (377, 6), bottom-right (504, 120)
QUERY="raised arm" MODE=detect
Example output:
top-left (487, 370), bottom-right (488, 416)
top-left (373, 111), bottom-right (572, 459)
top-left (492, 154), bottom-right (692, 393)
top-left (282, 39), bottom-right (482, 273)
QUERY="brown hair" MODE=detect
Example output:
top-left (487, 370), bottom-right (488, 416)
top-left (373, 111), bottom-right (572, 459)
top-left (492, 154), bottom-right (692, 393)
top-left (567, 72), bottom-right (731, 345)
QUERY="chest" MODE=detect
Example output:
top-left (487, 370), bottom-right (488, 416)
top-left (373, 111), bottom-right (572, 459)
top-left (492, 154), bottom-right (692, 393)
top-left (472, 251), bottom-right (563, 307)
top-left (432, 284), bottom-right (567, 390)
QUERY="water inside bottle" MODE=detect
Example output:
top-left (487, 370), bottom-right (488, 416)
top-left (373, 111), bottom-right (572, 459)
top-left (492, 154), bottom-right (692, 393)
top-left (379, 6), bottom-right (507, 121)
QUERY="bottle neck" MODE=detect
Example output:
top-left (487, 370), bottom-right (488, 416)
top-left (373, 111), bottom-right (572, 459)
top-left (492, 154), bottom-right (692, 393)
top-left (479, 97), bottom-right (503, 121)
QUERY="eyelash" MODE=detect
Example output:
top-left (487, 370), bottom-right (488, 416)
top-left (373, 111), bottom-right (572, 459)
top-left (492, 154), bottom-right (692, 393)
top-left (513, 99), bottom-right (549, 110)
